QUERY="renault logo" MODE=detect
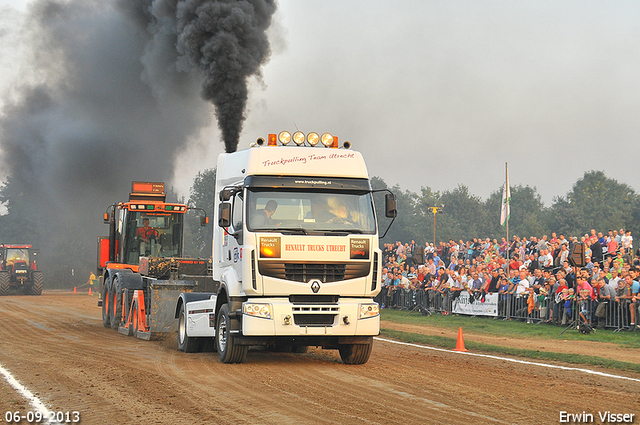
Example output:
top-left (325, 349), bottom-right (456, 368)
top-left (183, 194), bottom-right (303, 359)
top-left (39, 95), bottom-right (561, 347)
top-left (310, 279), bottom-right (321, 293)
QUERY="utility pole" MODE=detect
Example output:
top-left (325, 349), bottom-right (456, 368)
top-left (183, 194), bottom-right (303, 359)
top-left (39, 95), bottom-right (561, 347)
top-left (429, 205), bottom-right (444, 246)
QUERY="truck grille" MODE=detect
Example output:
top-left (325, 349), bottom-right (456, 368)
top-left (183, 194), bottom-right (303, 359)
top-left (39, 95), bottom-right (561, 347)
top-left (293, 314), bottom-right (336, 326)
top-left (258, 261), bottom-right (369, 283)
top-left (290, 295), bottom-right (338, 304)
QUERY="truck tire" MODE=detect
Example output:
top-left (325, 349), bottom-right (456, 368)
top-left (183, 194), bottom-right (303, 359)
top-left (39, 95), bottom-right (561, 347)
top-left (177, 304), bottom-right (199, 353)
top-left (110, 280), bottom-right (122, 330)
top-left (338, 337), bottom-right (373, 365)
top-left (101, 279), bottom-right (111, 328)
top-left (0, 271), bottom-right (9, 296)
top-left (29, 271), bottom-right (43, 296)
top-left (290, 346), bottom-right (309, 354)
top-left (216, 304), bottom-right (247, 363)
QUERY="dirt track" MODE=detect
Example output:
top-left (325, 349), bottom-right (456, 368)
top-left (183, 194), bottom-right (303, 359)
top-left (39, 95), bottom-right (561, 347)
top-left (1, 293), bottom-right (639, 425)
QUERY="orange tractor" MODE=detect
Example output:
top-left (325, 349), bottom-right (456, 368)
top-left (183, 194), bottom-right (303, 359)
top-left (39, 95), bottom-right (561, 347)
top-left (0, 244), bottom-right (43, 296)
top-left (98, 182), bottom-right (214, 339)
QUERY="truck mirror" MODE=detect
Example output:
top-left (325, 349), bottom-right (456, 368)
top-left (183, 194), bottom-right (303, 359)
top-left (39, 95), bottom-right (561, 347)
top-left (200, 216), bottom-right (209, 226)
top-left (218, 203), bottom-right (231, 227)
top-left (385, 194), bottom-right (397, 218)
top-left (103, 212), bottom-right (109, 223)
top-left (219, 189), bottom-right (233, 202)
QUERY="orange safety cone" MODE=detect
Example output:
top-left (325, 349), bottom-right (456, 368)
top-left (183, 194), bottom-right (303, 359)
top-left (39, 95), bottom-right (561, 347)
top-left (452, 327), bottom-right (469, 352)
top-left (88, 287), bottom-right (92, 296)
top-left (73, 286), bottom-right (77, 295)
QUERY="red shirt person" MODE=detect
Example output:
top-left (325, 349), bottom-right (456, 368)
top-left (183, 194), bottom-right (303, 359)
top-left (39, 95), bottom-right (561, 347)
top-left (136, 218), bottom-right (157, 244)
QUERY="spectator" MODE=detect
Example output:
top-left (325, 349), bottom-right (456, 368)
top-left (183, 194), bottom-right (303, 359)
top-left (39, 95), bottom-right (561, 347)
top-left (622, 230), bottom-right (634, 258)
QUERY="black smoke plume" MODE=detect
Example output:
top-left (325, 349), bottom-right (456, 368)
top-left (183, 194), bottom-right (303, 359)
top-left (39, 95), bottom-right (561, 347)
top-left (0, 0), bottom-right (276, 285)
top-left (175, 0), bottom-right (276, 153)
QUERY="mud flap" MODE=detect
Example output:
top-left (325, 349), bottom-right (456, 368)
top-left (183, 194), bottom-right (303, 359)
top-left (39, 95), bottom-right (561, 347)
top-left (148, 281), bottom-right (197, 335)
top-left (117, 280), bottom-right (197, 340)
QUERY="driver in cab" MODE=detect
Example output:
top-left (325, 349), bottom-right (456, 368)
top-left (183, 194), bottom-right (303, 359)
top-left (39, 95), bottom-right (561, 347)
top-left (327, 197), bottom-right (351, 223)
top-left (136, 217), bottom-right (157, 245)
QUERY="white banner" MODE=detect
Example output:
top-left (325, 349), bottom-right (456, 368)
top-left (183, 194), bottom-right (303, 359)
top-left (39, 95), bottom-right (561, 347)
top-left (451, 291), bottom-right (499, 316)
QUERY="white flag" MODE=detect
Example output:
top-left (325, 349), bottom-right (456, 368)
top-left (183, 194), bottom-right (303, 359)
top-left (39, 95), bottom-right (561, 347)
top-left (500, 165), bottom-right (510, 226)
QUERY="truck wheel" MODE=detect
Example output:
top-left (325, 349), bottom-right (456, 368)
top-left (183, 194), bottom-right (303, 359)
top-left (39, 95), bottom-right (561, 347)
top-left (177, 304), bottom-right (199, 353)
top-left (101, 280), bottom-right (111, 328)
top-left (216, 304), bottom-right (247, 363)
top-left (338, 337), bottom-right (373, 365)
top-left (29, 271), bottom-right (43, 296)
top-left (0, 271), bottom-right (10, 296)
top-left (290, 346), bottom-right (309, 354)
top-left (110, 279), bottom-right (122, 330)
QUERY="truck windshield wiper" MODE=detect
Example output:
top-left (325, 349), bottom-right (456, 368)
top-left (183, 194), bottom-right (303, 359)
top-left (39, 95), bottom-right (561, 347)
top-left (322, 229), bottom-right (364, 234)
top-left (275, 227), bottom-right (308, 235)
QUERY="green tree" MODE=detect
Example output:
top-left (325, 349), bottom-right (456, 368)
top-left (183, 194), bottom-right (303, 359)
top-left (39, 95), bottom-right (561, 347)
top-left (183, 169), bottom-right (216, 257)
top-left (413, 186), bottom-right (443, 245)
top-left (485, 184), bottom-right (547, 239)
top-left (547, 171), bottom-right (638, 237)
top-left (0, 176), bottom-right (41, 243)
top-left (439, 185), bottom-right (488, 242)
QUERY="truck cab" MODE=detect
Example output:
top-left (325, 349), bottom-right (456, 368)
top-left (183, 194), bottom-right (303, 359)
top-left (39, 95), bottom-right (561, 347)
top-left (177, 132), bottom-right (396, 364)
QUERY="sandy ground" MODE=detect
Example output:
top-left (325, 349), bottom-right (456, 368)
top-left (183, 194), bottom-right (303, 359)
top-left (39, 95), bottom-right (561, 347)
top-left (0, 292), bottom-right (638, 425)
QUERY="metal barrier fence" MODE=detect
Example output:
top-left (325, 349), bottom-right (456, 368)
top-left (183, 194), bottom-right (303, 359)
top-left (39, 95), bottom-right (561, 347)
top-left (377, 288), bottom-right (639, 332)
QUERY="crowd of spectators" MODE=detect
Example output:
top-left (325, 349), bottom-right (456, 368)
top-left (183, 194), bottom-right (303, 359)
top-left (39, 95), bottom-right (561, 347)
top-left (379, 229), bottom-right (640, 331)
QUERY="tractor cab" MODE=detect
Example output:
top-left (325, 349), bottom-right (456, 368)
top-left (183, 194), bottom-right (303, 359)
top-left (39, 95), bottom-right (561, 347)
top-left (99, 182), bottom-right (191, 270)
top-left (121, 208), bottom-right (184, 264)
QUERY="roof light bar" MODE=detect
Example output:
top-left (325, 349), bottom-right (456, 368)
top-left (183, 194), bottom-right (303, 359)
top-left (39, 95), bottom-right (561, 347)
top-left (255, 131), bottom-right (351, 148)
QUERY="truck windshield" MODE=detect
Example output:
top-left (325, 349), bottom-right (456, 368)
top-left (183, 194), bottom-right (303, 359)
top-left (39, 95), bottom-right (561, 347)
top-left (246, 190), bottom-right (376, 234)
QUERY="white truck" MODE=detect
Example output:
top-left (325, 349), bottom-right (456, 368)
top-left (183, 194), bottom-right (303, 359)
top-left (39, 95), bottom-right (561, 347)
top-left (175, 132), bottom-right (396, 364)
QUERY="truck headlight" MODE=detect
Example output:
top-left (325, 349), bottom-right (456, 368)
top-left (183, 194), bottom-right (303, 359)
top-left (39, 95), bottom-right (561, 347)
top-left (359, 303), bottom-right (379, 319)
top-left (243, 303), bottom-right (272, 319)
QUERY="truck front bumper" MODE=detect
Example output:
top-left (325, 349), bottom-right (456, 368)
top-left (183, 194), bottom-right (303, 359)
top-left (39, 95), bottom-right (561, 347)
top-left (240, 297), bottom-right (379, 337)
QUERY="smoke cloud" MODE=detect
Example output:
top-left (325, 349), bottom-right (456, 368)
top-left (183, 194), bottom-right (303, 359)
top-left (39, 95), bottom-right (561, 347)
top-left (175, 0), bottom-right (276, 153)
top-left (0, 0), bottom-right (277, 283)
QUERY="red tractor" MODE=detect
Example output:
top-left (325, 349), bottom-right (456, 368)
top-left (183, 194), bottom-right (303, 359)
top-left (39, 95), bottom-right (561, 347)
top-left (0, 244), bottom-right (43, 296)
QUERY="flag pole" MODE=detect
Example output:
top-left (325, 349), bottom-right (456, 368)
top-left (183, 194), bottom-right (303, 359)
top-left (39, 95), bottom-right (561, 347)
top-left (506, 162), bottom-right (509, 266)
top-left (500, 162), bottom-right (510, 268)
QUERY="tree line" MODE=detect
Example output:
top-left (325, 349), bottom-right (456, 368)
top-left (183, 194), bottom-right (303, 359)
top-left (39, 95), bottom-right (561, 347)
top-left (372, 170), bottom-right (640, 246)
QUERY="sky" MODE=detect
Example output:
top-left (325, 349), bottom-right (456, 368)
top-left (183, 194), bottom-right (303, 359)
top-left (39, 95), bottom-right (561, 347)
top-left (1, 0), bottom-right (639, 207)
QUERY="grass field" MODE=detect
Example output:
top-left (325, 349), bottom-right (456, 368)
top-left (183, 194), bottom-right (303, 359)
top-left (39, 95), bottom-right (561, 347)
top-left (380, 309), bottom-right (640, 373)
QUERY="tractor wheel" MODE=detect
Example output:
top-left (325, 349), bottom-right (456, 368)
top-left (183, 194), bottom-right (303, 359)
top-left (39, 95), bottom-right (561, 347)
top-left (110, 278), bottom-right (122, 330)
top-left (338, 337), bottom-right (373, 365)
top-left (29, 271), bottom-right (43, 296)
top-left (177, 304), bottom-right (199, 353)
top-left (216, 304), bottom-right (247, 363)
top-left (101, 278), bottom-right (111, 328)
top-left (0, 271), bottom-right (10, 296)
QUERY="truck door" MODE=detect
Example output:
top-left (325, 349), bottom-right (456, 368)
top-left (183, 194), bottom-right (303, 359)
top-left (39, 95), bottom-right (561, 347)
top-left (220, 192), bottom-right (244, 280)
